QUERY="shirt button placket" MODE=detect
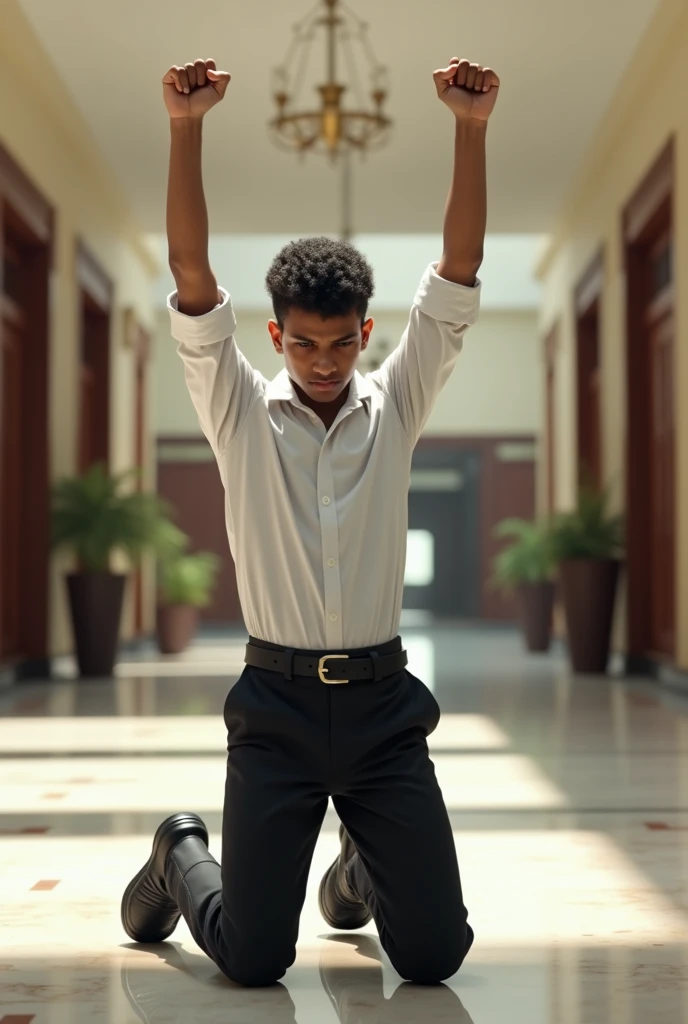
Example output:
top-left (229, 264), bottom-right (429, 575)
top-left (318, 445), bottom-right (343, 648)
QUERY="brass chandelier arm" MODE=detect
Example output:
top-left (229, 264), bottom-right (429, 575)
top-left (269, 0), bottom-right (391, 160)
top-left (269, 0), bottom-right (392, 235)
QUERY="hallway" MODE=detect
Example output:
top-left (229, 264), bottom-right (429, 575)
top-left (1, 626), bottom-right (687, 1022)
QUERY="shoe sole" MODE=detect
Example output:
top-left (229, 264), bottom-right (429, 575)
top-left (318, 828), bottom-right (372, 931)
top-left (121, 812), bottom-right (209, 943)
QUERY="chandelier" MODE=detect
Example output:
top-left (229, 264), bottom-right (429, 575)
top-left (269, 0), bottom-right (392, 162)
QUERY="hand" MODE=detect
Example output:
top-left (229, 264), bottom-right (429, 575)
top-left (434, 57), bottom-right (500, 123)
top-left (162, 58), bottom-right (231, 119)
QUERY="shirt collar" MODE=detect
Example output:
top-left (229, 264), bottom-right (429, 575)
top-left (266, 368), bottom-right (373, 409)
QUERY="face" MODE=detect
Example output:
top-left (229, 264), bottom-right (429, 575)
top-left (268, 308), bottom-right (374, 406)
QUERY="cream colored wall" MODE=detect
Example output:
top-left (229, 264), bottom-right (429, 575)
top-left (535, 0), bottom-right (688, 667)
top-left (154, 306), bottom-right (541, 439)
top-left (0, 0), bottom-right (159, 654)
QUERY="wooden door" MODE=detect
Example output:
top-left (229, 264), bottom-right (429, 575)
top-left (78, 362), bottom-right (96, 474)
top-left (78, 299), bottom-right (110, 473)
top-left (132, 331), bottom-right (149, 633)
top-left (623, 140), bottom-right (675, 667)
top-left (76, 249), bottom-right (112, 475)
top-left (0, 312), bottom-right (23, 658)
top-left (0, 145), bottom-right (52, 671)
top-left (481, 440), bottom-right (538, 620)
top-left (649, 309), bottom-right (675, 655)
top-left (544, 326), bottom-right (558, 512)
top-left (576, 304), bottom-right (601, 488)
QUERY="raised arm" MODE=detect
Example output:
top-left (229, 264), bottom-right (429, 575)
top-left (369, 56), bottom-right (499, 444)
top-left (433, 58), bottom-right (500, 286)
top-left (162, 58), bottom-right (231, 316)
top-left (162, 59), bottom-right (263, 457)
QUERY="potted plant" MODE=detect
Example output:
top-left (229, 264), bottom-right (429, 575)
top-left (156, 528), bottom-right (220, 655)
top-left (52, 463), bottom-right (169, 677)
top-left (493, 518), bottom-right (556, 652)
top-left (551, 487), bottom-right (624, 674)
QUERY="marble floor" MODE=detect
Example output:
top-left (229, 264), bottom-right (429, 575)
top-left (2, 624), bottom-right (688, 1022)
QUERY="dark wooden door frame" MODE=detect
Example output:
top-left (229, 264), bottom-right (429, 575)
top-left (0, 143), bottom-right (53, 674)
top-left (127, 313), bottom-right (152, 635)
top-left (76, 240), bottom-right (113, 473)
top-left (574, 249), bottom-right (604, 489)
top-left (622, 136), bottom-right (675, 668)
top-left (544, 323), bottom-right (560, 513)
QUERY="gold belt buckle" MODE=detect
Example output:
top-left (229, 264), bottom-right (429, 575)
top-left (318, 653), bottom-right (349, 684)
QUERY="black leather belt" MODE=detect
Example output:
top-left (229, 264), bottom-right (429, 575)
top-left (245, 636), bottom-right (408, 684)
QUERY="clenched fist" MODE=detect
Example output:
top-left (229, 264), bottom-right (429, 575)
top-left (162, 58), bottom-right (231, 119)
top-left (434, 58), bottom-right (499, 123)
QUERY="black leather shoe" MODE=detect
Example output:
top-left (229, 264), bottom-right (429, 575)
top-left (318, 823), bottom-right (372, 930)
top-left (121, 812), bottom-right (209, 943)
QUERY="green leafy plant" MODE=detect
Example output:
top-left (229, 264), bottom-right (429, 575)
top-left (159, 551), bottom-right (220, 607)
top-left (551, 487), bottom-right (624, 561)
top-left (492, 518), bottom-right (555, 592)
top-left (52, 463), bottom-right (170, 572)
top-left (151, 516), bottom-right (188, 561)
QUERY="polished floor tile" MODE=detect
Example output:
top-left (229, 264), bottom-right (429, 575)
top-left (2, 626), bottom-right (688, 1022)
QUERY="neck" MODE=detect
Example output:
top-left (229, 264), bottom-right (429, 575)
top-left (292, 379), bottom-right (351, 427)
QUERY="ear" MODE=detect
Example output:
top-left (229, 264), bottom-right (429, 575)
top-left (268, 320), bottom-right (284, 354)
top-left (360, 317), bottom-right (374, 352)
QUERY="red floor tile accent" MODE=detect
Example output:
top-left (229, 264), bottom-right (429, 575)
top-left (12, 696), bottom-right (48, 713)
top-left (1, 1016), bottom-right (36, 1023)
top-left (645, 822), bottom-right (688, 831)
top-left (629, 695), bottom-right (658, 707)
top-left (0, 827), bottom-right (50, 835)
top-left (30, 879), bottom-right (61, 891)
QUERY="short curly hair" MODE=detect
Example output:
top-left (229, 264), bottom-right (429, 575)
top-left (265, 236), bottom-right (375, 327)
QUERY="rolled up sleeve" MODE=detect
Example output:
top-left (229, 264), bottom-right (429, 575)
top-left (370, 262), bottom-right (481, 444)
top-left (169, 288), bottom-right (264, 456)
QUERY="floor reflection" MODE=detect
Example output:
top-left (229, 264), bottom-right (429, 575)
top-left (318, 935), bottom-right (475, 1023)
top-left (120, 935), bottom-right (475, 1024)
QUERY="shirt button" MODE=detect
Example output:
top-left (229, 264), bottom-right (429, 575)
top-left (329, 613), bottom-right (338, 622)
top-left (327, 558), bottom-right (336, 568)
top-left (322, 496), bottom-right (331, 506)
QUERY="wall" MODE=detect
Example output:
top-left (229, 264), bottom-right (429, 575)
top-left (150, 234), bottom-right (544, 312)
top-left (535, 0), bottom-right (688, 667)
top-left (0, 0), bottom-right (159, 653)
top-left (154, 305), bottom-right (542, 440)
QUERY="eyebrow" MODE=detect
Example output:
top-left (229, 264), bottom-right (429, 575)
top-left (291, 333), bottom-right (359, 345)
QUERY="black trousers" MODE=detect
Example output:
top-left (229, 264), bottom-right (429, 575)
top-left (166, 639), bottom-right (474, 987)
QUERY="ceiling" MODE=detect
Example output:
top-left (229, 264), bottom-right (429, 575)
top-left (19, 0), bottom-right (661, 235)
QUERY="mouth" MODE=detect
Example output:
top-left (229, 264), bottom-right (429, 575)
top-left (310, 380), bottom-right (341, 392)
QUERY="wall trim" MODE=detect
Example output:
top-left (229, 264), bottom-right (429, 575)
top-left (574, 247), bottom-right (605, 317)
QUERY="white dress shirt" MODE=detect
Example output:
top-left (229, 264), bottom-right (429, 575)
top-left (169, 263), bottom-right (481, 651)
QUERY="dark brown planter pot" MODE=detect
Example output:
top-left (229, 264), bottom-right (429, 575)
top-left (517, 581), bottom-right (556, 653)
top-left (156, 605), bottom-right (199, 655)
top-left (66, 572), bottom-right (127, 678)
top-left (559, 558), bottom-right (620, 674)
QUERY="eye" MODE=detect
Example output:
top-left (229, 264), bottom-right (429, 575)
top-left (296, 341), bottom-right (313, 348)
top-left (337, 340), bottom-right (355, 347)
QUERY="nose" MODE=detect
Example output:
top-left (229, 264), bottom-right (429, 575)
top-left (312, 357), bottom-right (337, 377)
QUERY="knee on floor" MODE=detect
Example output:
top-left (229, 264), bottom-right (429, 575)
top-left (218, 950), bottom-right (290, 989)
top-left (391, 924), bottom-right (473, 985)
